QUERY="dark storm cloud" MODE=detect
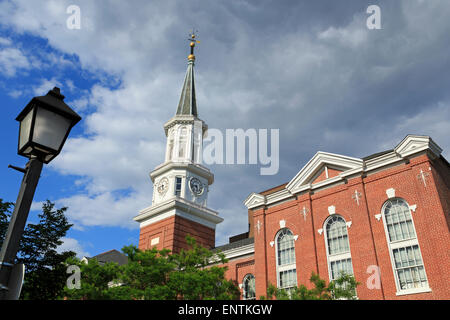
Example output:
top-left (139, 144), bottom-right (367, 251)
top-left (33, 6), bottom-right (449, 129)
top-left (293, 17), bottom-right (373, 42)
top-left (189, 0), bottom-right (450, 244)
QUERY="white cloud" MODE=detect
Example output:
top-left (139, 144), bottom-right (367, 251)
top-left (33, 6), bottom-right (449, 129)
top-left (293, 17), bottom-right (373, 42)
top-left (0, 37), bottom-right (12, 46)
top-left (0, 47), bottom-right (31, 77)
top-left (2, 0), bottom-right (450, 243)
top-left (317, 17), bottom-right (368, 49)
top-left (32, 77), bottom-right (63, 95)
top-left (57, 237), bottom-right (91, 258)
top-left (379, 101), bottom-right (450, 158)
top-left (54, 192), bottom-right (147, 230)
top-left (8, 89), bottom-right (23, 98)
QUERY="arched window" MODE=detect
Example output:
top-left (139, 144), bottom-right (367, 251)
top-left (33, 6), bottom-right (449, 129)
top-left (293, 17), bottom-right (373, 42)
top-left (178, 126), bottom-right (188, 159)
top-left (382, 198), bottom-right (429, 293)
top-left (275, 228), bottom-right (297, 291)
top-left (166, 130), bottom-right (174, 161)
top-left (192, 126), bottom-right (201, 163)
top-left (242, 274), bottom-right (255, 300)
top-left (324, 215), bottom-right (354, 281)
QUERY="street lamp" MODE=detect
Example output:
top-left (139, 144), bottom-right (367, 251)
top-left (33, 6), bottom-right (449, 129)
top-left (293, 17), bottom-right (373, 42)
top-left (17, 87), bottom-right (81, 163)
top-left (0, 87), bottom-right (81, 299)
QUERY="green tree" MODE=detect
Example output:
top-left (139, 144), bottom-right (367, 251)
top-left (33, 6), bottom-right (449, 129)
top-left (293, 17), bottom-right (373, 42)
top-left (165, 236), bottom-right (240, 300)
top-left (327, 272), bottom-right (359, 300)
top-left (63, 256), bottom-right (120, 300)
top-left (63, 236), bottom-right (240, 300)
top-left (262, 271), bottom-right (359, 300)
top-left (0, 199), bottom-right (14, 241)
top-left (0, 199), bottom-right (76, 300)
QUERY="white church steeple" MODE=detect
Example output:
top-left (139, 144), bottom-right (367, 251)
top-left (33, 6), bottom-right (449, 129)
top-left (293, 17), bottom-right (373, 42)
top-left (134, 32), bottom-right (222, 252)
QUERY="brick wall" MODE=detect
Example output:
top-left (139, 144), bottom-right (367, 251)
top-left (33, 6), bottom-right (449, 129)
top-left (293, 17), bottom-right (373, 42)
top-left (221, 256), bottom-right (255, 299)
top-left (244, 152), bottom-right (450, 300)
top-left (137, 152), bottom-right (449, 300)
top-left (139, 215), bottom-right (215, 253)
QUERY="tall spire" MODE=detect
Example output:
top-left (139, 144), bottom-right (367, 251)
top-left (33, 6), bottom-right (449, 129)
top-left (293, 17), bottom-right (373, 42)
top-left (176, 31), bottom-right (200, 117)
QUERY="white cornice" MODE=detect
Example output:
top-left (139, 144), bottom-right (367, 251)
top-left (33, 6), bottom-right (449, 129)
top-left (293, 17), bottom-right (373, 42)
top-left (286, 151), bottom-right (363, 194)
top-left (163, 116), bottom-right (207, 136)
top-left (364, 151), bottom-right (401, 172)
top-left (212, 243), bottom-right (255, 262)
top-left (265, 188), bottom-right (290, 202)
top-left (134, 197), bottom-right (223, 228)
top-left (151, 161), bottom-right (214, 184)
top-left (394, 135), bottom-right (442, 159)
top-left (243, 192), bottom-right (266, 209)
top-left (265, 188), bottom-right (294, 207)
top-left (244, 135), bottom-right (444, 209)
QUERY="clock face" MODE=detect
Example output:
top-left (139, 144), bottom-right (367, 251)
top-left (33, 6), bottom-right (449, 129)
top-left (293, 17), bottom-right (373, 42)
top-left (157, 177), bottom-right (169, 195)
top-left (189, 177), bottom-right (204, 196)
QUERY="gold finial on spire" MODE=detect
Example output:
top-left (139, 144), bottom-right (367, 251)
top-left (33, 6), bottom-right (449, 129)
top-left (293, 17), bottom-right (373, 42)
top-left (188, 29), bottom-right (200, 61)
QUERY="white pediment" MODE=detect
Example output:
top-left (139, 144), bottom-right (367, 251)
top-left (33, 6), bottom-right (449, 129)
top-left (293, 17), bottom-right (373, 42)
top-left (243, 192), bottom-right (266, 209)
top-left (286, 152), bottom-right (363, 193)
top-left (394, 135), bottom-right (442, 159)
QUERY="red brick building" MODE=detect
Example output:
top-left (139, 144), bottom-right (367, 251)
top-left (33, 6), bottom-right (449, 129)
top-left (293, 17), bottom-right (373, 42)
top-left (134, 43), bottom-right (450, 300)
top-left (216, 135), bottom-right (450, 300)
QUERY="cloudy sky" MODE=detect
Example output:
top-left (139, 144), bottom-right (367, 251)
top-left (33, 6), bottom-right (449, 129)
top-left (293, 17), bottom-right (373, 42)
top-left (0, 0), bottom-right (449, 257)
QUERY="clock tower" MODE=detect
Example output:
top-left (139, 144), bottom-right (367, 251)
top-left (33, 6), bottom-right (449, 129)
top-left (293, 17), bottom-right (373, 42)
top-left (134, 33), bottom-right (223, 253)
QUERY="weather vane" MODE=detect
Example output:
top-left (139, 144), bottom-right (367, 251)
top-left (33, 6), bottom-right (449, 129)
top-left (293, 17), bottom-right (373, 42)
top-left (187, 29), bottom-right (200, 60)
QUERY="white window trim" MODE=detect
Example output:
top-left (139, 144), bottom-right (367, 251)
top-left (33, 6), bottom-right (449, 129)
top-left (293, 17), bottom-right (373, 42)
top-left (174, 176), bottom-right (183, 197)
top-left (275, 228), bottom-right (297, 290)
top-left (395, 287), bottom-right (432, 296)
top-left (242, 273), bottom-right (256, 300)
top-left (323, 215), bottom-right (355, 282)
top-left (381, 198), bottom-right (431, 296)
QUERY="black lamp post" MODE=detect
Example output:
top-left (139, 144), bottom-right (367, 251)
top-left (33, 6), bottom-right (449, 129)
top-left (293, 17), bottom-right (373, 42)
top-left (0, 87), bottom-right (81, 299)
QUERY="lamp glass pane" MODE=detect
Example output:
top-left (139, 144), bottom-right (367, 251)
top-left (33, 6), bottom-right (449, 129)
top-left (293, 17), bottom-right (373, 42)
top-left (19, 109), bottom-right (33, 150)
top-left (33, 107), bottom-right (72, 151)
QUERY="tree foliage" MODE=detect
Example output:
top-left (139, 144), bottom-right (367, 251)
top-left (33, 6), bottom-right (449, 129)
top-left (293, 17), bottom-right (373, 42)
top-left (64, 236), bottom-right (240, 300)
top-left (262, 271), bottom-right (359, 300)
top-left (0, 199), bottom-right (76, 300)
top-left (0, 199), bottom-right (14, 243)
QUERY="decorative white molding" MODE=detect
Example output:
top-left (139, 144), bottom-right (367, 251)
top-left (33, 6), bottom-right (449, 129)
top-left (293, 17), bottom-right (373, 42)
top-left (265, 188), bottom-right (294, 207)
top-left (318, 228), bottom-right (323, 235)
top-left (255, 220), bottom-right (262, 235)
top-left (395, 287), bottom-right (432, 296)
top-left (375, 214), bottom-right (382, 221)
top-left (286, 152), bottom-right (363, 194)
top-left (417, 169), bottom-right (430, 187)
top-left (269, 241), bottom-right (274, 247)
top-left (243, 192), bottom-right (266, 209)
top-left (242, 135), bottom-right (443, 215)
top-left (151, 161), bottom-right (213, 184)
top-left (395, 135), bottom-right (442, 159)
top-left (409, 204), bottom-right (417, 212)
top-left (150, 237), bottom-right (159, 246)
top-left (346, 221), bottom-right (352, 228)
top-left (364, 151), bottom-right (402, 173)
top-left (135, 197), bottom-right (223, 229)
top-left (293, 235), bottom-right (299, 241)
top-left (301, 206), bottom-right (309, 221)
top-left (386, 188), bottom-right (396, 199)
top-left (352, 190), bottom-right (362, 206)
top-left (215, 242), bottom-right (255, 262)
top-left (328, 205), bottom-right (336, 215)
top-left (279, 220), bottom-right (286, 228)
